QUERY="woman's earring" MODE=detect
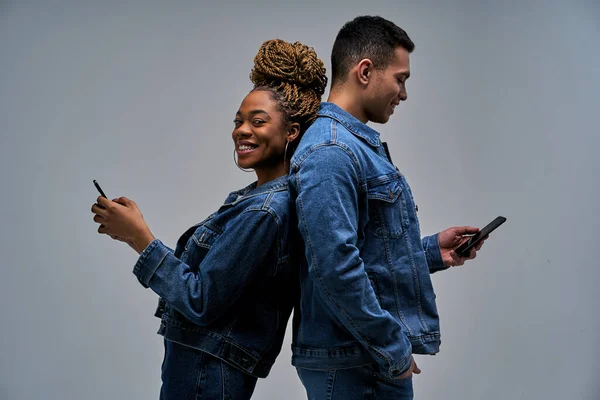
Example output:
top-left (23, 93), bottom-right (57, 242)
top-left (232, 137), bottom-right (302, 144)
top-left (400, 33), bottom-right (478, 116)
top-left (283, 141), bottom-right (290, 164)
top-left (233, 148), bottom-right (253, 172)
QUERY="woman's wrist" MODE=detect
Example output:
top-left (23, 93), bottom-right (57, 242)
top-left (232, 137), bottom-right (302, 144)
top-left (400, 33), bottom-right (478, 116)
top-left (132, 229), bottom-right (156, 254)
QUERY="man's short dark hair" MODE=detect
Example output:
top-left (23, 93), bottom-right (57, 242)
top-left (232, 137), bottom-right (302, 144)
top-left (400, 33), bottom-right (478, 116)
top-left (331, 16), bottom-right (415, 87)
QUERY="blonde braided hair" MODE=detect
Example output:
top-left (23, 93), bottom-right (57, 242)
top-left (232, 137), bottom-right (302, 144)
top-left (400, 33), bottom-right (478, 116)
top-left (250, 39), bottom-right (327, 135)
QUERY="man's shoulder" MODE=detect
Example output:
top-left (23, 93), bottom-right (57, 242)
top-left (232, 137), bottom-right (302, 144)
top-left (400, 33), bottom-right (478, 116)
top-left (298, 116), bottom-right (367, 157)
top-left (301, 116), bottom-right (333, 144)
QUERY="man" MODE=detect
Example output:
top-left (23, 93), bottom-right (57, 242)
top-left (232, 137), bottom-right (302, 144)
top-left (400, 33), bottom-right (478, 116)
top-left (288, 16), bottom-right (484, 399)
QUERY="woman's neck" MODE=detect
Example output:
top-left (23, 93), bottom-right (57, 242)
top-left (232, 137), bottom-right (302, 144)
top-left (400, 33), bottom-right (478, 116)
top-left (255, 164), bottom-right (287, 187)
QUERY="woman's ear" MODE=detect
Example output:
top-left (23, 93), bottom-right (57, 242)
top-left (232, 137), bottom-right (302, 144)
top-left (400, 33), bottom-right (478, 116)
top-left (287, 122), bottom-right (301, 143)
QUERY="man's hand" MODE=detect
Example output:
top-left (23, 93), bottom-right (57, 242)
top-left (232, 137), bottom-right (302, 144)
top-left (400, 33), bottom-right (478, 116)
top-left (395, 357), bottom-right (421, 379)
top-left (438, 226), bottom-right (487, 267)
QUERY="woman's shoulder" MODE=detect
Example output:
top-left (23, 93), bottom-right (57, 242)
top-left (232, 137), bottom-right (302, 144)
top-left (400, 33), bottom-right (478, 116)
top-left (246, 185), bottom-right (291, 216)
top-left (239, 181), bottom-right (292, 224)
top-left (216, 178), bottom-right (290, 220)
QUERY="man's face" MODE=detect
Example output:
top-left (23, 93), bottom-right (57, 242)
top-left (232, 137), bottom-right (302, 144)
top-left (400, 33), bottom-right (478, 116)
top-left (364, 46), bottom-right (410, 124)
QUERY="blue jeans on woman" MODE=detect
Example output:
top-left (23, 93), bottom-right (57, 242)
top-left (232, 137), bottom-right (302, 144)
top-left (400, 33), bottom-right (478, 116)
top-left (160, 339), bottom-right (258, 400)
top-left (297, 364), bottom-right (413, 400)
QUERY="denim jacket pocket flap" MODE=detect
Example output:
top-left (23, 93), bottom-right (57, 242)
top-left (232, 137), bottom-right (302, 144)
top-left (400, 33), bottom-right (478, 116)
top-left (366, 178), bottom-right (404, 239)
top-left (191, 225), bottom-right (220, 250)
top-left (367, 179), bottom-right (402, 203)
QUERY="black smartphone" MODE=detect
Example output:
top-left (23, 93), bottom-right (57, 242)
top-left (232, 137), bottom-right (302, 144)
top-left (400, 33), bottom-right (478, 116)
top-left (93, 179), bottom-right (107, 198)
top-left (455, 216), bottom-right (506, 257)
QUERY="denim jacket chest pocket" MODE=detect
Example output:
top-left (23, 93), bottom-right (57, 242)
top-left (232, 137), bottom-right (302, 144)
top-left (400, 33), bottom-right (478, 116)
top-left (366, 174), bottom-right (406, 239)
top-left (166, 224), bottom-right (222, 325)
top-left (180, 224), bottom-right (222, 273)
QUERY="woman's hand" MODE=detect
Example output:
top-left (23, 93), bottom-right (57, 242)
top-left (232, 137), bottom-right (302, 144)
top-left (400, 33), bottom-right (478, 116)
top-left (91, 196), bottom-right (155, 254)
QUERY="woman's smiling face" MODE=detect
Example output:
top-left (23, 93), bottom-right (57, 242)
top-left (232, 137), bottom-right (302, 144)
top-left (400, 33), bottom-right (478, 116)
top-left (232, 90), bottom-right (290, 172)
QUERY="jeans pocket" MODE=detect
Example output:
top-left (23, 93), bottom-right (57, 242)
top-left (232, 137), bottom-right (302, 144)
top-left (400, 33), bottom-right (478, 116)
top-left (220, 360), bottom-right (257, 400)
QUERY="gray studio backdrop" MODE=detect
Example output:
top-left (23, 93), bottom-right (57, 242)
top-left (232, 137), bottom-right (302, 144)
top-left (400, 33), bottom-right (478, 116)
top-left (1, 1), bottom-right (598, 399)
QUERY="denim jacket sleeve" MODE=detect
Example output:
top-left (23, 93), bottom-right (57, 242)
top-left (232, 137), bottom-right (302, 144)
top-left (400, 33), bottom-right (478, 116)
top-left (422, 234), bottom-right (448, 273)
top-left (132, 209), bottom-right (278, 326)
top-left (292, 144), bottom-right (414, 378)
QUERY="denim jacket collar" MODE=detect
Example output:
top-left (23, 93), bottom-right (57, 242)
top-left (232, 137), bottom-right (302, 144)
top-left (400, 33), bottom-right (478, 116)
top-left (317, 102), bottom-right (382, 148)
top-left (224, 175), bottom-right (288, 205)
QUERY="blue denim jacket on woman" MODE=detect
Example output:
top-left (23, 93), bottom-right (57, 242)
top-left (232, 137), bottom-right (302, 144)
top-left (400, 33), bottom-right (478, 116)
top-left (132, 175), bottom-right (297, 378)
top-left (288, 103), bottom-right (447, 379)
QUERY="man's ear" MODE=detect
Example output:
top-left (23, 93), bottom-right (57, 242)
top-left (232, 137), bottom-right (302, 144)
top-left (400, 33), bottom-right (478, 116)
top-left (356, 59), bottom-right (373, 86)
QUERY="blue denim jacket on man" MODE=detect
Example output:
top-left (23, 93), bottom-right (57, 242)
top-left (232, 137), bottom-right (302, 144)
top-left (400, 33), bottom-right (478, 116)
top-left (132, 175), bottom-right (297, 378)
top-left (288, 102), bottom-right (448, 378)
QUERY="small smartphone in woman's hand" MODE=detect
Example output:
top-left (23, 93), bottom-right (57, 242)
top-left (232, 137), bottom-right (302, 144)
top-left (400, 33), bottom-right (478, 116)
top-left (93, 179), bottom-right (107, 198)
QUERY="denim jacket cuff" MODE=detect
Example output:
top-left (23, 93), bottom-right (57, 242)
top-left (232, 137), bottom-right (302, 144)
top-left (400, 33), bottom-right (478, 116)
top-left (423, 234), bottom-right (448, 273)
top-left (132, 239), bottom-right (171, 288)
top-left (388, 352), bottom-right (415, 379)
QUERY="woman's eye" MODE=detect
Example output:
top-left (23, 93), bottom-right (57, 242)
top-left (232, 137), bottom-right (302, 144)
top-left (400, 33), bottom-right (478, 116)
top-left (253, 119), bottom-right (265, 125)
top-left (233, 119), bottom-right (242, 126)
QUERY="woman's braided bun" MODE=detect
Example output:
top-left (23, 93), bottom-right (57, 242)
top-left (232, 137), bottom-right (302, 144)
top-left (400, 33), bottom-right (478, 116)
top-left (250, 39), bottom-right (327, 128)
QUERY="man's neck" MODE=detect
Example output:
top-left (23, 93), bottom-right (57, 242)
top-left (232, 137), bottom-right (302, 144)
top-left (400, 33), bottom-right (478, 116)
top-left (327, 89), bottom-right (368, 124)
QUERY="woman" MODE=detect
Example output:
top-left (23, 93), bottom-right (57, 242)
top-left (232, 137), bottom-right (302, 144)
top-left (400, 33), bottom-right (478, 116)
top-left (91, 39), bottom-right (327, 399)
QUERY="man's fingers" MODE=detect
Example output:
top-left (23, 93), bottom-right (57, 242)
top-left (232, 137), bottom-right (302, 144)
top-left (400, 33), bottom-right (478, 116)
top-left (412, 358), bottom-right (421, 374)
top-left (475, 235), bottom-right (488, 251)
top-left (394, 358), bottom-right (418, 379)
top-left (466, 248), bottom-right (477, 260)
top-left (454, 226), bottom-right (479, 236)
top-left (448, 251), bottom-right (465, 267)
